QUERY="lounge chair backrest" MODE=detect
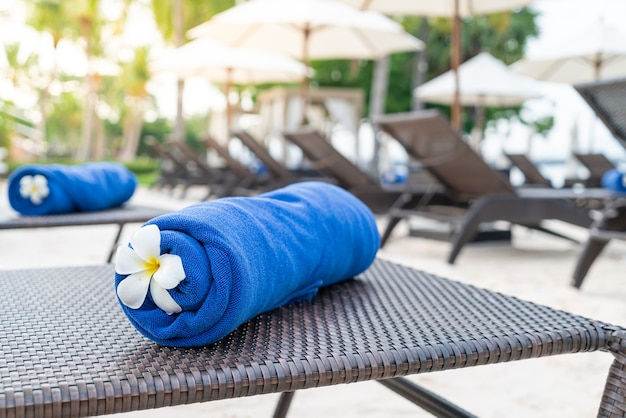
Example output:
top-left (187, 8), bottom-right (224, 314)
top-left (374, 110), bottom-right (515, 200)
top-left (575, 77), bottom-right (626, 148)
top-left (283, 127), bottom-right (379, 190)
top-left (505, 153), bottom-right (552, 187)
top-left (145, 137), bottom-right (189, 173)
top-left (573, 153), bottom-right (615, 178)
top-left (232, 130), bottom-right (295, 180)
top-left (169, 141), bottom-right (215, 176)
top-left (201, 135), bottom-right (251, 178)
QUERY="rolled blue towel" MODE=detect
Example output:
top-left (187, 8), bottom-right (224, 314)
top-left (8, 162), bottom-right (137, 215)
top-left (114, 181), bottom-right (380, 347)
top-left (602, 168), bottom-right (626, 193)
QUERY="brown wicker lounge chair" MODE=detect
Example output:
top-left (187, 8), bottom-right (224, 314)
top-left (282, 127), bottom-right (450, 214)
top-left (372, 109), bottom-right (617, 264)
top-left (231, 130), bottom-right (325, 188)
top-left (572, 152), bottom-right (616, 187)
top-left (200, 135), bottom-right (272, 196)
top-left (0, 204), bottom-right (166, 262)
top-left (145, 136), bottom-right (193, 192)
top-left (0, 258), bottom-right (623, 417)
top-left (145, 136), bottom-right (229, 199)
top-left (570, 77), bottom-right (626, 288)
top-left (504, 153), bottom-right (553, 187)
top-left (572, 198), bottom-right (626, 288)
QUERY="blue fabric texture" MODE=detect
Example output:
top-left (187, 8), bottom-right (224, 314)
top-left (8, 162), bottom-right (137, 215)
top-left (115, 181), bottom-right (380, 347)
top-left (602, 168), bottom-right (626, 193)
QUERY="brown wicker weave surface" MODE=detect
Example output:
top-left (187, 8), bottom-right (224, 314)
top-left (0, 205), bottom-right (166, 229)
top-left (0, 259), bottom-right (624, 417)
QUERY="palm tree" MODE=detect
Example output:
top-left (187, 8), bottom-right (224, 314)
top-left (150, 0), bottom-right (236, 141)
top-left (115, 47), bottom-right (152, 161)
top-left (25, 0), bottom-right (78, 147)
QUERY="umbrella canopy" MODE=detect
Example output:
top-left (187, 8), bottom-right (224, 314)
top-left (151, 38), bottom-right (310, 135)
top-left (416, 52), bottom-right (543, 106)
top-left (340, 0), bottom-right (531, 17)
top-left (511, 22), bottom-right (626, 83)
top-left (187, 0), bottom-right (423, 125)
top-left (187, 0), bottom-right (423, 62)
top-left (337, 0), bottom-right (532, 129)
top-left (150, 38), bottom-right (310, 85)
top-left (417, 52), bottom-right (543, 149)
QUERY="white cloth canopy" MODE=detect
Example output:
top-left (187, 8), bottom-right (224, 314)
top-left (339, 0), bottom-right (531, 17)
top-left (150, 38), bottom-right (309, 84)
top-left (511, 22), bottom-right (626, 83)
top-left (416, 52), bottom-right (543, 106)
top-left (186, 0), bottom-right (423, 62)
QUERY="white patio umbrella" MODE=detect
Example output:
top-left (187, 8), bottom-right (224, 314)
top-left (511, 20), bottom-right (626, 165)
top-left (151, 38), bottom-right (310, 133)
top-left (338, 0), bottom-right (532, 130)
top-left (186, 0), bottom-right (423, 121)
top-left (416, 52), bottom-right (543, 147)
top-left (150, 38), bottom-right (309, 85)
top-left (417, 52), bottom-right (542, 107)
top-left (511, 22), bottom-right (626, 83)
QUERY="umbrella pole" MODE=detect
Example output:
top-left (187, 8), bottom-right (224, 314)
top-left (451, 0), bottom-right (462, 131)
top-left (300, 25), bottom-right (311, 126)
top-left (225, 68), bottom-right (233, 143)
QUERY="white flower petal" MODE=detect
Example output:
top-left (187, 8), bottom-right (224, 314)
top-left (153, 253), bottom-right (186, 290)
top-left (150, 280), bottom-right (182, 314)
top-left (30, 193), bottom-right (43, 205)
top-left (130, 224), bottom-right (161, 261)
top-left (115, 245), bottom-right (148, 274)
top-left (38, 183), bottom-right (49, 199)
top-left (19, 175), bottom-right (33, 188)
top-left (32, 174), bottom-right (47, 187)
top-left (117, 271), bottom-right (151, 309)
top-left (19, 176), bottom-right (32, 198)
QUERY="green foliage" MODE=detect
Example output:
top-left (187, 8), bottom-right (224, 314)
top-left (0, 100), bottom-right (15, 150)
top-left (151, 0), bottom-right (236, 43)
top-left (138, 117), bottom-right (172, 156)
top-left (45, 91), bottom-right (83, 156)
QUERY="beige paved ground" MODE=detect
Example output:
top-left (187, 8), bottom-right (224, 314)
top-left (1, 182), bottom-right (625, 417)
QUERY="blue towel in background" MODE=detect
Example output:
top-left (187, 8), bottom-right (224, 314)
top-left (8, 162), bottom-right (137, 215)
top-left (115, 181), bottom-right (380, 347)
top-left (602, 168), bottom-right (626, 193)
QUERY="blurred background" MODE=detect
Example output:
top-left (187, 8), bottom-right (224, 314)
top-left (0, 0), bottom-right (625, 186)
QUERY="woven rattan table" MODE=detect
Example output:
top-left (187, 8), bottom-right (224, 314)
top-left (0, 259), bottom-right (624, 417)
top-left (0, 205), bottom-right (166, 262)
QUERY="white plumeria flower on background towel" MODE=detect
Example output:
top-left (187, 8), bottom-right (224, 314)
top-left (115, 224), bottom-right (186, 314)
top-left (19, 174), bottom-right (50, 205)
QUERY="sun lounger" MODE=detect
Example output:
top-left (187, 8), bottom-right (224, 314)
top-left (572, 198), bottom-right (626, 288)
top-left (282, 127), bottom-right (450, 214)
top-left (167, 140), bottom-right (241, 199)
top-left (572, 152), bottom-right (617, 187)
top-left (504, 153), bottom-right (553, 187)
top-left (0, 258), bottom-right (623, 417)
top-left (145, 137), bottom-right (215, 196)
top-left (570, 78), bottom-right (626, 288)
top-left (231, 130), bottom-right (297, 181)
top-left (200, 135), bottom-right (273, 196)
top-left (0, 204), bottom-right (166, 262)
top-left (372, 109), bottom-right (618, 264)
top-left (575, 77), bottom-right (626, 150)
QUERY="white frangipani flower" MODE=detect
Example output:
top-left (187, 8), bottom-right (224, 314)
top-left (115, 224), bottom-right (186, 314)
top-left (19, 174), bottom-right (50, 205)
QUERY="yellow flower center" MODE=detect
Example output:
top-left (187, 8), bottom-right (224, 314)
top-left (144, 256), bottom-right (161, 278)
